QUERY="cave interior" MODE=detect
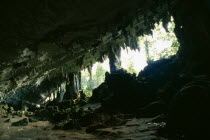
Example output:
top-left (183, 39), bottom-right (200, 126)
top-left (0, 0), bottom-right (210, 139)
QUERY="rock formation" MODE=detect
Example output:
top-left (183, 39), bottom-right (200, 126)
top-left (0, 0), bottom-right (210, 139)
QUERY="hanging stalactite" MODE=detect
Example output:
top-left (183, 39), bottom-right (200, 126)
top-left (63, 72), bottom-right (80, 100)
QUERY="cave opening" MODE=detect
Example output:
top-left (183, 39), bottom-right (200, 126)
top-left (0, 1), bottom-right (210, 139)
top-left (121, 18), bottom-right (179, 74)
top-left (81, 58), bottom-right (110, 96)
top-left (81, 19), bottom-right (179, 96)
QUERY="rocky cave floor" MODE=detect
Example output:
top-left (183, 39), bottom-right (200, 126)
top-left (0, 107), bottom-right (166, 140)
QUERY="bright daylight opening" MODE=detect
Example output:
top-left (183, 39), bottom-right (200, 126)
top-left (121, 17), bottom-right (179, 74)
top-left (81, 59), bottom-right (110, 96)
top-left (81, 17), bottom-right (179, 95)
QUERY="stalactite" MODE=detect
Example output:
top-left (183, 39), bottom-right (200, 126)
top-left (63, 72), bottom-right (80, 100)
top-left (162, 13), bottom-right (170, 33)
top-left (88, 66), bottom-right (92, 81)
top-left (130, 36), bottom-right (139, 50)
top-left (78, 72), bottom-right (82, 90)
top-left (87, 66), bottom-right (93, 90)
top-left (55, 82), bottom-right (66, 102)
top-left (144, 39), bottom-right (151, 63)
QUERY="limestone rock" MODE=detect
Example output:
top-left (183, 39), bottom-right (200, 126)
top-left (4, 119), bottom-right (11, 123)
top-left (11, 118), bottom-right (29, 126)
top-left (28, 117), bottom-right (38, 123)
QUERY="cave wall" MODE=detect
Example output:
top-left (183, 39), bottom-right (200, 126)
top-left (172, 0), bottom-right (210, 74)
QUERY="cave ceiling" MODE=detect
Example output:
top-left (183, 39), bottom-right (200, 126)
top-left (0, 0), bottom-right (172, 66)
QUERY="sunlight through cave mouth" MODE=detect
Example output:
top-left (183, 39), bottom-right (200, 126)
top-left (81, 18), bottom-right (180, 95)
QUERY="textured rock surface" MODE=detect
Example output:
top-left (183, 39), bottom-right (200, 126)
top-left (0, 0), bottom-right (174, 106)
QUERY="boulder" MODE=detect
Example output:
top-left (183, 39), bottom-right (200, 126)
top-left (90, 69), bottom-right (151, 112)
top-left (28, 117), bottom-right (38, 123)
top-left (91, 82), bottom-right (113, 103)
top-left (4, 118), bottom-right (11, 123)
top-left (11, 118), bottom-right (29, 126)
top-left (137, 101), bottom-right (167, 118)
top-left (2, 104), bottom-right (9, 112)
top-left (0, 105), bottom-right (5, 115)
top-left (166, 78), bottom-right (210, 138)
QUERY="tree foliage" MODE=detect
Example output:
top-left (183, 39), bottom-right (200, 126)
top-left (81, 62), bottom-right (108, 96)
top-left (138, 19), bottom-right (179, 62)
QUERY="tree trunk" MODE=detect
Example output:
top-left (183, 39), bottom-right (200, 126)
top-left (108, 45), bottom-right (121, 73)
top-left (144, 39), bottom-right (151, 63)
top-left (87, 66), bottom-right (93, 89)
top-left (78, 72), bottom-right (82, 90)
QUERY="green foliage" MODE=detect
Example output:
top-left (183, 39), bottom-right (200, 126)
top-left (127, 60), bottom-right (136, 74)
top-left (138, 19), bottom-right (179, 62)
top-left (81, 62), bottom-right (108, 96)
top-left (120, 19), bottom-right (179, 75)
top-left (95, 64), bottom-right (107, 86)
top-left (124, 55), bottom-right (138, 74)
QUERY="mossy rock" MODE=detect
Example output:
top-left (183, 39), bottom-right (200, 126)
top-left (3, 104), bottom-right (9, 110)
top-left (10, 107), bottom-right (14, 111)
top-left (65, 108), bottom-right (72, 113)
top-left (22, 106), bottom-right (28, 112)
top-left (4, 118), bottom-right (11, 123)
top-left (29, 117), bottom-right (38, 123)
top-left (11, 118), bottom-right (29, 126)
top-left (86, 123), bottom-right (105, 133)
top-left (8, 107), bottom-right (15, 114)
top-left (0, 104), bottom-right (4, 109)
top-left (6, 114), bottom-right (12, 118)
top-left (0, 107), bottom-right (5, 114)
top-left (25, 111), bottom-right (34, 116)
